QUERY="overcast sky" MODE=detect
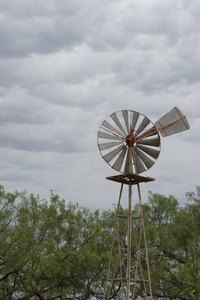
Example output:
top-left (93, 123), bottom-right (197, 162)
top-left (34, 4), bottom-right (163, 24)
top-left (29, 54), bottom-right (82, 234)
top-left (0, 0), bottom-right (199, 210)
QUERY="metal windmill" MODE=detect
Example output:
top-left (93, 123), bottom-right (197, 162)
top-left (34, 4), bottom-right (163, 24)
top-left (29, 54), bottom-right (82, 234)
top-left (97, 107), bottom-right (190, 300)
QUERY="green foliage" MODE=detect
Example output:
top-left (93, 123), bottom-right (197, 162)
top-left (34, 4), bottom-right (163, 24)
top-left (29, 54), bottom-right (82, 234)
top-left (0, 185), bottom-right (200, 299)
top-left (145, 186), bottom-right (200, 299)
top-left (0, 186), bottom-right (113, 299)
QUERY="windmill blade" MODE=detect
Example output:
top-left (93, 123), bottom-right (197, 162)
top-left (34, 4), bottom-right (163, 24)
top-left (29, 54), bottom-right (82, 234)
top-left (134, 152), bottom-right (146, 174)
top-left (135, 116), bottom-right (150, 137)
top-left (99, 141), bottom-right (123, 151)
top-left (97, 110), bottom-right (163, 173)
top-left (122, 110), bottom-right (129, 134)
top-left (135, 147), bottom-right (155, 169)
top-left (136, 144), bottom-right (160, 159)
top-left (103, 145), bottom-right (125, 163)
top-left (124, 147), bottom-right (134, 173)
top-left (112, 147), bottom-right (127, 171)
top-left (110, 112), bottom-right (126, 135)
top-left (102, 120), bottom-right (124, 137)
top-left (136, 126), bottom-right (158, 140)
top-left (137, 137), bottom-right (160, 147)
top-left (98, 131), bottom-right (122, 140)
top-left (154, 106), bottom-right (190, 137)
top-left (132, 111), bottom-right (139, 130)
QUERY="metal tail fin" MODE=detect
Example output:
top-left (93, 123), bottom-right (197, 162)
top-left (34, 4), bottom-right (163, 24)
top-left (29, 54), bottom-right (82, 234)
top-left (154, 106), bottom-right (190, 137)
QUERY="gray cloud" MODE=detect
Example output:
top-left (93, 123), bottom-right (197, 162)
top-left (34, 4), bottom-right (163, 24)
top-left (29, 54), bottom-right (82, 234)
top-left (0, 0), bottom-right (123, 58)
top-left (0, 1), bottom-right (85, 57)
top-left (0, 0), bottom-right (199, 209)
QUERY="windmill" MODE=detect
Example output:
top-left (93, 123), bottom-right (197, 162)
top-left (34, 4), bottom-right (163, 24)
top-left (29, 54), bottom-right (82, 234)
top-left (97, 107), bottom-right (190, 299)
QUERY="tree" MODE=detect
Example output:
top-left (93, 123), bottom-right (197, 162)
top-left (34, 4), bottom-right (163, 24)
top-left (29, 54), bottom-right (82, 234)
top-left (143, 187), bottom-right (200, 300)
top-left (0, 185), bottom-right (200, 299)
top-left (0, 186), bottom-right (114, 299)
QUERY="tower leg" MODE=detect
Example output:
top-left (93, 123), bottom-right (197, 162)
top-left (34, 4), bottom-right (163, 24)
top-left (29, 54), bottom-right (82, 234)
top-left (127, 183), bottom-right (132, 299)
top-left (137, 183), bottom-right (153, 300)
top-left (103, 183), bottom-right (124, 300)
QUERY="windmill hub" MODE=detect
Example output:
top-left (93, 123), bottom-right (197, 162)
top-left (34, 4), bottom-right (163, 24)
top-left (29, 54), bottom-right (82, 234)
top-left (125, 130), bottom-right (135, 146)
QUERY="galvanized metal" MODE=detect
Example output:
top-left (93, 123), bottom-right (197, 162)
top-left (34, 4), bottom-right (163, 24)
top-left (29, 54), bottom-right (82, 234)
top-left (135, 147), bottom-right (155, 169)
top-left (137, 137), bottom-right (160, 147)
top-left (134, 153), bottom-right (146, 174)
top-left (134, 116), bottom-right (150, 137)
top-left (98, 131), bottom-right (121, 140)
top-left (132, 111), bottom-right (139, 130)
top-left (102, 120), bottom-right (124, 137)
top-left (122, 110), bottom-right (129, 134)
top-left (154, 106), bottom-right (190, 137)
top-left (110, 112), bottom-right (126, 135)
top-left (97, 110), bottom-right (161, 174)
top-left (103, 145), bottom-right (125, 163)
top-left (99, 141), bottom-right (122, 151)
top-left (136, 144), bottom-right (160, 159)
top-left (112, 148), bottom-right (127, 171)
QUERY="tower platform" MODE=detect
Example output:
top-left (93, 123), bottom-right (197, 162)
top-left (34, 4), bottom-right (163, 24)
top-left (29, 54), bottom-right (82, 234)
top-left (106, 172), bottom-right (155, 185)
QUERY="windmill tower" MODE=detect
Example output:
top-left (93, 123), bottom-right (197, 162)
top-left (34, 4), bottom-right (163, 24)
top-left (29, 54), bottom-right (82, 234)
top-left (97, 107), bottom-right (190, 299)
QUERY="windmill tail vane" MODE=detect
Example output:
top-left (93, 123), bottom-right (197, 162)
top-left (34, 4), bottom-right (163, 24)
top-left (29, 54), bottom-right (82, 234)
top-left (155, 106), bottom-right (190, 137)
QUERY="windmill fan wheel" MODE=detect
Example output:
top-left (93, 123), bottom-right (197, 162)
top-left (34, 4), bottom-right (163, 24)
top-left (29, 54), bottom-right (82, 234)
top-left (97, 110), bottom-right (161, 174)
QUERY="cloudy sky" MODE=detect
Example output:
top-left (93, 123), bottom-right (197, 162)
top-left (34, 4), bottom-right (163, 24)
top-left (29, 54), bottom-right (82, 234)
top-left (0, 0), bottom-right (199, 210)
